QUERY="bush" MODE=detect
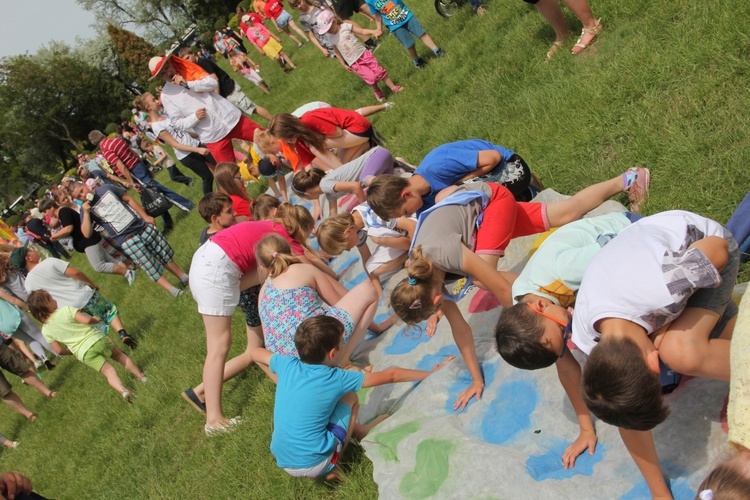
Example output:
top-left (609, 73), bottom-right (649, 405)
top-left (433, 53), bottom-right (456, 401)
top-left (121, 108), bottom-right (135, 121)
top-left (228, 14), bottom-right (239, 29)
top-left (104, 122), bottom-right (119, 136)
top-left (214, 17), bottom-right (228, 31)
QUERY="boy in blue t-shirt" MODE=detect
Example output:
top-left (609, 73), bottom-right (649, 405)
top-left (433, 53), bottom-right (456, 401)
top-left (365, 0), bottom-right (444, 68)
top-left (251, 315), bottom-right (452, 480)
top-left (367, 139), bottom-right (539, 218)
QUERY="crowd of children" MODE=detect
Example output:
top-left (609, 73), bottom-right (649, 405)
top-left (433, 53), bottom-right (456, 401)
top-left (0, 2), bottom-right (746, 497)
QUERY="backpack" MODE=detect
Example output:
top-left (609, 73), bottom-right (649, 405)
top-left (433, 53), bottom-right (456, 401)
top-left (139, 183), bottom-right (171, 217)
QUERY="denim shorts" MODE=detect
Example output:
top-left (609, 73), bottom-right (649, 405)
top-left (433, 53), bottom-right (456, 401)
top-left (391, 16), bottom-right (426, 49)
top-left (276, 10), bottom-right (293, 28)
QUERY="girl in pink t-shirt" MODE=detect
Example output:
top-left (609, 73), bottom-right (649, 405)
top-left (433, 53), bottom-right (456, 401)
top-left (241, 14), bottom-right (297, 72)
top-left (188, 203), bottom-right (333, 435)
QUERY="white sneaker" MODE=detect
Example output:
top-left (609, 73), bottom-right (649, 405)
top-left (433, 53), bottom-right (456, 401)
top-left (384, 102), bottom-right (394, 110)
top-left (122, 390), bottom-right (134, 402)
top-left (205, 417), bottom-right (244, 437)
top-left (125, 270), bottom-right (136, 286)
top-left (9, 441), bottom-right (19, 449)
top-left (140, 376), bottom-right (148, 383)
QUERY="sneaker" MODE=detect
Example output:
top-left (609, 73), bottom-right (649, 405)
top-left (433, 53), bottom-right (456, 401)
top-left (9, 442), bottom-right (19, 449)
top-left (205, 417), bottom-right (244, 437)
top-left (394, 157), bottom-right (416, 173)
top-left (413, 57), bottom-right (427, 69)
top-left (34, 360), bottom-right (44, 369)
top-left (434, 48), bottom-right (446, 57)
top-left (140, 376), bottom-right (148, 383)
top-left (390, 85), bottom-right (403, 94)
top-left (125, 269), bottom-right (136, 286)
top-left (122, 390), bottom-right (134, 402)
top-left (373, 89), bottom-right (386, 102)
top-left (120, 333), bottom-right (138, 349)
top-left (186, 178), bottom-right (194, 187)
top-left (384, 102), bottom-right (395, 110)
top-left (364, 38), bottom-right (379, 52)
top-left (626, 167), bottom-right (650, 213)
top-left (182, 388), bottom-right (207, 414)
top-left (44, 360), bottom-right (55, 371)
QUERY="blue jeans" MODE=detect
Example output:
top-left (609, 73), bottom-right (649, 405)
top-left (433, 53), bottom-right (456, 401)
top-left (131, 162), bottom-right (194, 211)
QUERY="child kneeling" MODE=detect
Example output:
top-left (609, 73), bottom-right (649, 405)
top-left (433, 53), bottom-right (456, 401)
top-left (251, 315), bottom-right (451, 479)
top-left (28, 290), bottom-right (146, 401)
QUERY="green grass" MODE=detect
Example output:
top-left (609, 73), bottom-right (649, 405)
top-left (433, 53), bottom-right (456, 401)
top-left (3, 0), bottom-right (750, 497)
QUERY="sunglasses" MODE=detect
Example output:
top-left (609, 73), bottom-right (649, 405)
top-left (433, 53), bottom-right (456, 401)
top-left (526, 303), bottom-right (572, 358)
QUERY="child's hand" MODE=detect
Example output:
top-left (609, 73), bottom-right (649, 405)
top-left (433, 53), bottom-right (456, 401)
top-left (346, 66), bottom-right (354, 73)
top-left (195, 108), bottom-right (207, 120)
top-left (453, 380), bottom-right (484, 412)
top-left (562, 430), bottom-right (597, 469)
top-left (197, 147), bottom-right (210, 156)
top-left (143, 215), bottom-right (156, 226)
top-left (431, 356), bottom-right (455, 373)
top-left (426, 311), bottom-right (442, 337)
top-left (81, 201), bottom-right (91, 213)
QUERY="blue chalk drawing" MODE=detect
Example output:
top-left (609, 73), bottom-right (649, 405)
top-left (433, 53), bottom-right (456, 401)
top-left (446, 361), bottom-right (499, 413)
top-left (333, 254), bottom-right (360, 275)
top-left (479, 379), bottom-right (537, 443)
top-left (416, 345), bottom-right (460, 372)
top-left (621, 462), bottom-right (695, 500)
top-left (385, 324), bottom-right (435, 355)
top-left (525, 440), bottom-right (605, 481)
top-left (366, 311), bottom-right (395, 340)
top-left (621, 478), bottom-right (695, 500)
top-left (348, 270), bottom-right (368, 287)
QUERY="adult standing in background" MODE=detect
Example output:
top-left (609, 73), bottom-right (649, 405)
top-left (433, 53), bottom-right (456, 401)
top-left (150, 54), bottom-right (263, 164)
top-left (530, 0), bottom-right (602, 61)
top-left (177, 47), bottom-right (273, 122)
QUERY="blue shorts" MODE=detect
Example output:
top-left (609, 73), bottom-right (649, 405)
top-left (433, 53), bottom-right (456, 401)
top-left (391, 16), bottom-right (426, 50)
top-left (276, 10), bottom-right (293, 28)
top-left (320, 401), bottom-right (353, 475)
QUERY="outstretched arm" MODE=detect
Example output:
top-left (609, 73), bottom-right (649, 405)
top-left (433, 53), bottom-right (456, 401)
top-left (443, 300), bottom-right (484, 411)
top-left (619, 428), bottom-right (672, 499)
top-left (363, 356), bottom-right (454, 387)
top-left (555, 354), bottom-right (598, 468)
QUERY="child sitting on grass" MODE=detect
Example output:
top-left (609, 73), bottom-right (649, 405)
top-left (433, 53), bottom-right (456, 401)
top-left (316, 10), bottom-right (403, 102)
top-left (571, 211), bottom-right (739, 499)
top-left (28, 290), bottom-right (146, 401)
top-left (250, 315), bottom-right (452, 480)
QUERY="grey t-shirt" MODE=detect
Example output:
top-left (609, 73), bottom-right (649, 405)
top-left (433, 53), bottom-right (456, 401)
top-left (412, 182), bottom-right (492, 277)
top-left (319, 147), bottom-right (380, 200)
top-left (25, 258), bottom-right (95, 309)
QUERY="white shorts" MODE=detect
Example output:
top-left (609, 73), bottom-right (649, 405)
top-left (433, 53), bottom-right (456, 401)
top-left (189, 240), bottom-right (242, 316)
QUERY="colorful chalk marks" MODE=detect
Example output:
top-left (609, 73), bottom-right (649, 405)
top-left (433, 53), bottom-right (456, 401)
top-left (399, 439), bottom-right (453, 499)
top-left (479, 379), bottom-right (537, 444)
top-left (373, 421), bottom-right (421, 462)
top-left (526, 440), bottom-right (605, 480)
top-left (446, 361), bottom-right (499, 413)
top-left (385, 324), bottom-right (435, 355)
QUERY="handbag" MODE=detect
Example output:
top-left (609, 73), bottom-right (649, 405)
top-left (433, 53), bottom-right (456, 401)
top-left (139, 183), bottom-right (171, 217)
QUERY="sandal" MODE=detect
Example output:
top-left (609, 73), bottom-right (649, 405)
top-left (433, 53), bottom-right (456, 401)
top-left (546, 41), bottom-right (564, 62)
top-left (571, 19), bottom-right (602, 55)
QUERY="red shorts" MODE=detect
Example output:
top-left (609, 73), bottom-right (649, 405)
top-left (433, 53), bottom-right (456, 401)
top-left (206, 115), bottom-right (263, 163)
top-left (475, 183), bottom-right (549, 256)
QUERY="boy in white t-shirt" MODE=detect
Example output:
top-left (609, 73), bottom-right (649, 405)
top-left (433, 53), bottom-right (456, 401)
top-left (317, 10), bottom-right (403, 102)
top-left (572, 210), bottom-right (739, 499)
top-left (494, 211), bottom-right (639, 468)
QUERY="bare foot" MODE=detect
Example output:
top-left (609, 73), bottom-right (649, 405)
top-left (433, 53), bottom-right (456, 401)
top-left (324, 465), bottom-right (345, 482)
top-left (47, 391), bottom-right (57, 399)
top-left (355, 414), bottom-right (390, 439)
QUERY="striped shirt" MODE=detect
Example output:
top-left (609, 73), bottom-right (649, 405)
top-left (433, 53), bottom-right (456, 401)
top-left (99, 137), bottom-right (140, 176)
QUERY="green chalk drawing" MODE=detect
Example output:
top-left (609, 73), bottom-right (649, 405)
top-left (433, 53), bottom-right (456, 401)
top-left (373, 421), bottom-right (421, 462)
top-left (358, 386), bottom-right (372, 404)
top-left (399, 439), bottom-right (452, 498)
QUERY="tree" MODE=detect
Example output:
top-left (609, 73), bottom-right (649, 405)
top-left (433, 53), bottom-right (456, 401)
top-left (107, 25), bottom-right (159, 93)
top-left (0, 46), bottom-right (127, 197)
top-left (77, 0), bottom-right (193, 43)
